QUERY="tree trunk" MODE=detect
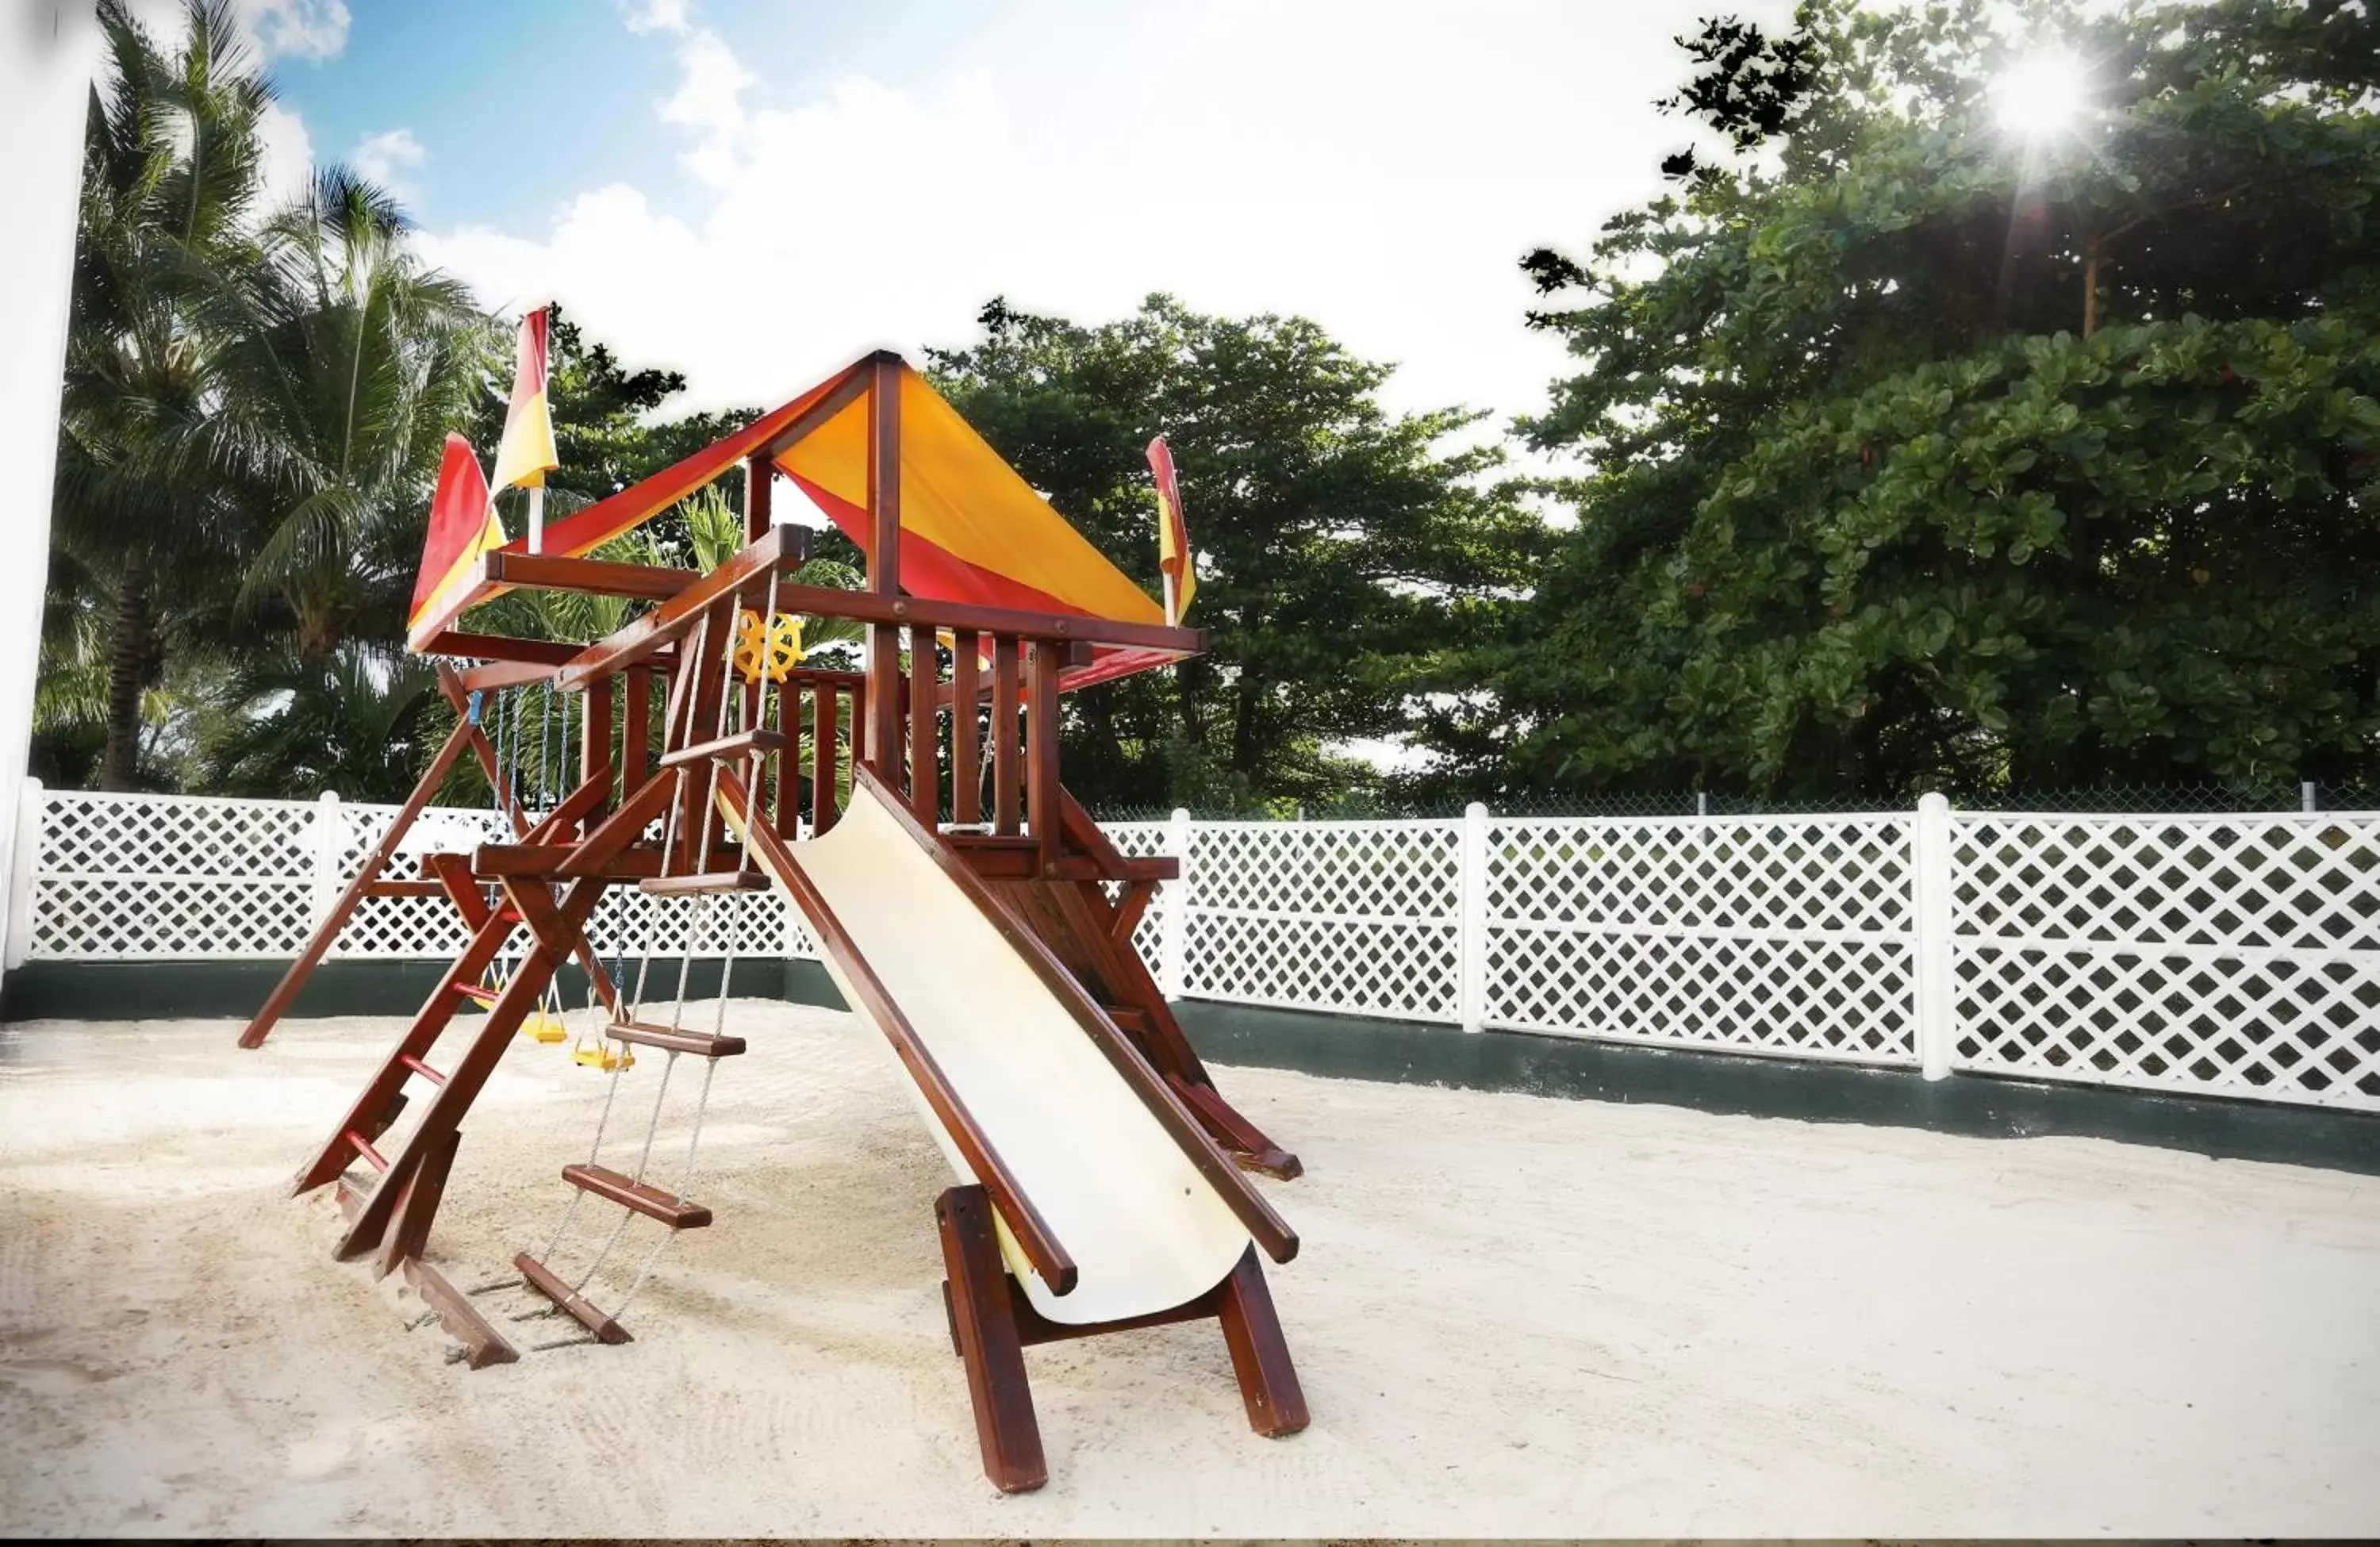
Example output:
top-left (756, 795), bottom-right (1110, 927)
top-left (101, 552), bottom-right (155, 792)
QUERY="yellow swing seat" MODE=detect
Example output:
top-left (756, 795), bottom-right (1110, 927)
top-left (518, 1012), bottom-right (568, 1044)
top-left (571, 1034), bottom-right (635, 1073)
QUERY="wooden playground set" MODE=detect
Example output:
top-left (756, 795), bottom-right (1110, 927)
top-left (233, 337), bottom-right (1307, 1493)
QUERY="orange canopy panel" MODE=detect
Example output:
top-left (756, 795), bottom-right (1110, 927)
top-left (407, 353), bottom-right (1173, 691)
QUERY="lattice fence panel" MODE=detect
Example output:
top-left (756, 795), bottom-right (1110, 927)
top-left (29, 791), bottom-right (318, 959)
top-left (1484, 816), bottom-right (1917, 1062)
top-left (1179, 820), bottom-right (1462, 1020)
top-left (1951, 812), bottom-right (2380, 1109)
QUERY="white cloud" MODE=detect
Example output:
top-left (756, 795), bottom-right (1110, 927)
top-left (418, 0), bottom-right (1795, 466)
top-left (237, 0), bottom-right (350, 61)
top-left (255, 99), bottom-right (315, 203)
top-left (620, 0), bottom-right (693, 36)
top-left (351, 127), bottom-right (426, 200)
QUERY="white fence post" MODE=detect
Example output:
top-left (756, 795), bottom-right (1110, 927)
top-left (309, 791), bottom-right (344, 931)
top-left (1458, 801), bottom-right (1489, 1032)
top-left (1159, 807), bottom-right (1192, 1000)
top-left (1912, 792), bottom-right (1955, 1080)
top-left (4, 777), bottom-right (42, 969)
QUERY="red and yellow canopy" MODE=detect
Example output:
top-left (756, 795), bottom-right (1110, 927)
top-left (408, 352), bottom-right (1179, 688)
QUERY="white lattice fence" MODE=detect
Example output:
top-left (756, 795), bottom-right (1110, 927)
top-left (1485, 814), bottom-right (1917, 1063)
top-left (1950, 812), bottom-right (2380, 1111)
top-left (17, 789), bottom-right (810, 965)
top-left (1176, 819), bottom-right (1464, 1022)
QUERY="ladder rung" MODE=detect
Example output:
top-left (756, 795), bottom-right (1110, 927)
top-left (1104, 1004), bottom-right (1153, 1034)
top-left (451, 981), bottom-right (499, 1006)
top-left (639, 870), bottom-right (770, 896)
top-left (658, 727), bottom-right (787, 769)
top-left (397, 1053), bottom-right (447, 1085)
top-left (605, 1019), bottom-right (747, 1058)
top-left (559, 1164), bottom-right (712, 1230)
top-left (513, 1251), bottom-right (633, 1344)
top-left (346, 1130), bottom-right (389, 1172)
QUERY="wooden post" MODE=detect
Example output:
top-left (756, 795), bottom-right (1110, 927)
top-left (582, 673), bottom-right (614, 819)
top-left (865, 354), bottom-right (904, 784)
top-left (744, 450), bottom-right (774, 542)
top-left (908, 623), bottom-right (938, 823)
top-left (812, 681), bottom-right (838, 834)
top-left (935, 1184), bottom-right (1048, 1493)
top-left (950, 630), bottom-right (981, 826)
top-left (1215, 1246), bottom-right (1310, 1437)
top-left (622, 666), bottom-right (651, 797)
top-left (1027, 643), bottom-right (1061, 876)
top-left (992, 639), bottom-right (1021, 837)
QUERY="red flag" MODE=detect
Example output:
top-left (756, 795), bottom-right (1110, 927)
top-left (1147, 434), bottom-right (1195, 622)
top-left (409, 433), bottom-right (504, 633)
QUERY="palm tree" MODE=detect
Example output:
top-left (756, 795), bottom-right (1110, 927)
top-left (213, 170), bottom-right (494, 659)
top-left (53, 0), bottom-right (274, 788)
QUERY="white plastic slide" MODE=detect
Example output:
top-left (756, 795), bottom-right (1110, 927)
top-left (728, 777), bottom-right (1257, 1326)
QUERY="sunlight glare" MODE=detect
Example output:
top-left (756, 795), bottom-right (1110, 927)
top-left (1993, 50), bottom-right (2090, 141)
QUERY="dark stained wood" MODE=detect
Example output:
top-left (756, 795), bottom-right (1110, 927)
top-left (327, 772), bottom-right (678, 1257)
top-left (950, 631), bottom-right (981, 824)
top-left (850, 766), bottom-right (1298, 1265)
top-left (555, 524), bottom-right (797, 689)
top-left (1057, 788), bottom-right (1130, 874)
top-left (744, 450), bottom-right (773, 541)
top-left (908, 623), bottom-right (938, 823)
top-left (514, 1250), bottom-right (633, 1345)
top-left (674, 599), bottom-right (738, 870)
top-left (363, 878), bottom-right (449, 898)
top-left (935, 1184), bottom-right (1048, 1494)
top-left (424, 630), bottom-right (584, 666)
top-left (238, 713), bottom-right (478, 1050)
top-left (622, 666), bottom-right (651, 795)
top-left (1027, 644), bottom-right (1061, 877)
top-left (582, 672), bottom-right (614, 804)
top-left (869, 354), bottom-right (902, 596)
top-left (939, 846), bottom-right (1176, 882)
top-left (991, 639), bottom-right (1021, 836)
top-left (401, 1257), bottom-right (519, 1368)
top-left (560, 1163), bottom-right (713, 1229)
top-left (374, 1127), bottom-right (459, 1280)
top-left (658, 726), bottom-right (786, 768)
top-left (605, 1019), bottom-right (747, 1058)
top-left (866, 624), bottom-right (902, 785)
top-left (1217, 1245), bottom-right (1309, 1436)
top-left (1169, 1072), bottom-right (1303, 1181)
top-left (736, 582), bottom-right (1202, 655)
top-left (472, 843), bottom-right (669, 880)
top-left (717, 769), bottom-right (1077, 1296)
top-left (482, 550), bottom-right (699, 602)
top-left (809, 681), bottom-right (837, 834)
top-left (456, 657), bottom-right (578, 693)
top-left (1111, 878), bottom-right (1157, 945)
top-left (774, 670), bottom-right (800, 832)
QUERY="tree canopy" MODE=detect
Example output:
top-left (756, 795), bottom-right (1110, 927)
top-left (1489, 0), bottom-right (2380, 800)
top-left (928, 295), bottom-right (1545, 812)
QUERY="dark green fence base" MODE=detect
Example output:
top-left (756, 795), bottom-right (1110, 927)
top-left (7, 960), bottom-right (2373, 1175)
top-left (1174, 1000), bottom-right (2380, 1177)
top-left (0, 958), bottom-right (788, 1024)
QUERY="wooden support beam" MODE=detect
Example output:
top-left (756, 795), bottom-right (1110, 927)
top-left (555, 525), bottom-right (797, 689)
top-left (480, 551), bottom-right (699, 602)
top-left (908, 623), bottom-right (938, 824)
top-left (935, 1184), bottom-right (1048, 1494)
top-left (992, 639), bottom-right (1020, 836)
top-left (622, 666), bottom-right (651, 794)
top-left (1217, 1246), bottom-right (1310, 1436)
top-left (951, 630), bottom-right (981, 825)
top-left (401, 1257), bottom-right (518, 1369)
top-left (1027, 643), bottom-right (1061, 877)
top-left (743, 449), bottom-right (774, 542)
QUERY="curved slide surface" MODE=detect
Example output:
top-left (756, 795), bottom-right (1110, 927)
top-left (731, 777), bottom-right (1259, 1326)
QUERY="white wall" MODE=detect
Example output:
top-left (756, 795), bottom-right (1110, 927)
top-left (0, 2), bottom-right (102, 988)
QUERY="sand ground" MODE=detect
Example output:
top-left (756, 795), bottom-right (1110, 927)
top-left (0, 1001), bottom-right (2375, 1537)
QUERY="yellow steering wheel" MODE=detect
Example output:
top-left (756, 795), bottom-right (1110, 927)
top-left (731, 608), bottom-right (804, 683)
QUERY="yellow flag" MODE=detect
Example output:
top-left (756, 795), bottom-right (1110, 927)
top-left (489, 305), bottom-right (559, 493)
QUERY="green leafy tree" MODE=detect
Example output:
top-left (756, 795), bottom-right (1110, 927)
top-left (1499, 0), bottom-right (2380, 799)
top-left (928, 294), bottom-right (1546, 811)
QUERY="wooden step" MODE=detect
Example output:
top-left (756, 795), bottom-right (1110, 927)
top-left (560, 1164), bottom-right (712, 1229)
top-left (472, 843), bottom-right (669, 880)
top-left (605, 1019), bottom-right (747, 1058)
top-left (363, 879), bottom-right (449, 897)
top-left (639, 869), bottom-right (770, 896)
top-left (513, 1251), bottom-right (632, 1344)
top-left (659, 727), bottom-right (786, 769)
top-left (1104, 1004), bottom-right (1153, 1035)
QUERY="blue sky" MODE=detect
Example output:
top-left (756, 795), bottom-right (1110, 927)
top-left (224, 0), bottom-right (1793, 443)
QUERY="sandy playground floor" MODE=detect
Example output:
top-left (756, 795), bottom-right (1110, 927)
top-left (1, 1000), bottom-right (2376, 1537)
